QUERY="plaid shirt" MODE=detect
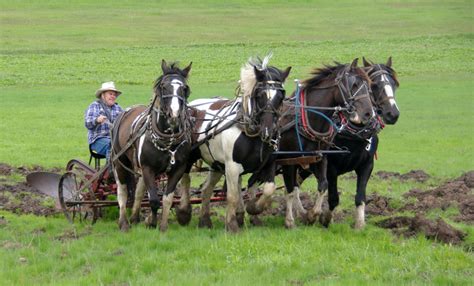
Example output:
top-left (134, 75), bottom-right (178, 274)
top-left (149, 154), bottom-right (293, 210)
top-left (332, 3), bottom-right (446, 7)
top-left (84, 100), bottom-right (123, 144)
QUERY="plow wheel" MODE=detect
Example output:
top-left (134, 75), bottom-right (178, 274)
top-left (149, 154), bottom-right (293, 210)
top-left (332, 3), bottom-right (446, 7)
top-left (58, 160), bottom-right (101, 223)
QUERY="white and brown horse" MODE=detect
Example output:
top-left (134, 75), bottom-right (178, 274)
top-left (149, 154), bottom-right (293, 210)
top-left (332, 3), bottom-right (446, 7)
top-left (176, 55), bottom-right (291, 232)
top-left (111, 60), bottom-right (192, 232)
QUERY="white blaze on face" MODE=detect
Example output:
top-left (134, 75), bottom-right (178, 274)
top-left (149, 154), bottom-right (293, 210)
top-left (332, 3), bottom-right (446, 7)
top-left (381, 75), bottom-right (399, 110)
top-left (266, 89), bottom-right (277, 99)
top-left (170, 79), bottom-right (183, 117)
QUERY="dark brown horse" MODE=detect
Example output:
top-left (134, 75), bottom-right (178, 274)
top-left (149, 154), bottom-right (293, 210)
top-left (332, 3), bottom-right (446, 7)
top-left (272, 59), bottom-right (374, 228)
top-left (111, 60), bottom-right (192, 232)
top-left (298, 57), bottom-right (400, 229)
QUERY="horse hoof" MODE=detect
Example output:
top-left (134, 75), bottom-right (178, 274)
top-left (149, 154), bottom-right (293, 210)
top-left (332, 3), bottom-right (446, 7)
top-left (285, 220), bottom-right (296, 229)
top-left (145, 216), bottom-right (157, 229)
top-left (246, 198), bottom-right (263, 215)
top-left (318, 180), bottom-right (328, 192)
top-left (249, 215), bottom-right (263, 226)
top-left (303, 211), bottom-right (319, 225)
top-left (176, 205), bottom-right (192, 226)
top-left (354, 221), bottom-right (366, 230)
top-left (319, 211), bottom-right (332, 228)
top-left (118, 219), bottom-right (130, 232)
top-left (130, 214), bottom-right (140, 225)
top-left (225, 219), bottom-right (240, 233)
top-left (160, 224), bottom-right (168, 233)
top-left (236, 212), bottom-right (245, 227)
top-left (198, 216), bottom-right (213, 229)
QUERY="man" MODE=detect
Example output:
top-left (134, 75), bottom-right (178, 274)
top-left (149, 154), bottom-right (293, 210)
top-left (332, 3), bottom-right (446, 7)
top-left (84, 81), bottom-right (123, 162)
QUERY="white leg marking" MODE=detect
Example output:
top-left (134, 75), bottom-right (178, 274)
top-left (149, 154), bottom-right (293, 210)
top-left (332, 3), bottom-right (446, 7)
top-left (293, 187), bottom-right (307, 216)
top-left (313, 190), bottom-right (327, 215)
top-left (178, 173), bottom-right (191, 209)
top-left (256, 182), bottom-right (276, 210)
top-left (117, 181), bottom-right (128, 221)
top-left (160, 192), bottom-right (175, 231)
top-left (131, 177), bottom-right (146, 218)
top-left (354, 202), bottom-right (366, 229)
top-left (285, 191), bottom-right (296, 228)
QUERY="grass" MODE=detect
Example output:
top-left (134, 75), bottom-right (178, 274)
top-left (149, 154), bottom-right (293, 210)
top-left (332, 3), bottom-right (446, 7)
top-left (0, 0), bottom-right (473, 285)
top-left (1, 211), bottom-right (473, 285)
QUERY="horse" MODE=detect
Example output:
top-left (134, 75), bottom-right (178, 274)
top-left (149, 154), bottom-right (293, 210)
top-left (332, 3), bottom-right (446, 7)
top-left (296, 57), bottom-right (400, 229)
top-left (176, 55), bottom-right (291, 232)
top-left (111, 60), bottom-right (193, 232)
top-left (268, 59), bottom-right (375, 229)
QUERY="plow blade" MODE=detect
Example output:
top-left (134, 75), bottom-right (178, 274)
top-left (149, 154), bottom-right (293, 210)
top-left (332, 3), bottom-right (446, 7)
top-left (26, 172), bottom-right (63, 199)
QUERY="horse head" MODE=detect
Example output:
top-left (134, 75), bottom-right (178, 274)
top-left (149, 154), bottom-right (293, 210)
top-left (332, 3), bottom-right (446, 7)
top-left (153, 60), bottom-right (192, 129)
top-left (334, 59), bottom-right (374, 125)
top-left (240, 54), bottom-right (291, 142)
top-left (363, 57), bottom-right (400, 124)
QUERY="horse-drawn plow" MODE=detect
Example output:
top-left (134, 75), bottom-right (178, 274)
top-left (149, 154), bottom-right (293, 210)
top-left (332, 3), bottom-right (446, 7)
top-left (27, 150), bottom-right (348, 224)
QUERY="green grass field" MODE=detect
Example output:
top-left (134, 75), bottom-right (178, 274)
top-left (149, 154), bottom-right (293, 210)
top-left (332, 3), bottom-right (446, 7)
top-left (1, 0), bottom-right (473, 285)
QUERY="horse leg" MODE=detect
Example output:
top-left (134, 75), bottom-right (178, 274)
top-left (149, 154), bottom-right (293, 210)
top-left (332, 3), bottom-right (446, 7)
top-left (354, 163), bottom-right (373, 229)
top-left (142, 167), bottom-right (159, 229)
top-left (320, 169), bottom-right (338, 228)
top-left (176, 173), bottom-right (192, 226)
top-left (236, 176), bottom-right (245, 227)
top-left (307, 159), bottom-right (329, 224)
top-left (281, 165), bottom-right (297, 228)
top-left (198, 170), bottom-right (222, 228)
top-left (130, 177), bottom-right (146, 224)
top-left (248, 183), bottom-right (263, 226)
top-left (225, 163), bottom-right (242, 233)
top-left (246, 162), bottom-right (276, 216)
top-left (116, 172), bottom-right (130, 232)
top-left (160, 164), bottom-right (187, 232)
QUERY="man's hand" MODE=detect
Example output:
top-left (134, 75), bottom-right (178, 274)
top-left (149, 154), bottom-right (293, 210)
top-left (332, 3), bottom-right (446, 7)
top-left (96, 115), bottom-right (107, 124)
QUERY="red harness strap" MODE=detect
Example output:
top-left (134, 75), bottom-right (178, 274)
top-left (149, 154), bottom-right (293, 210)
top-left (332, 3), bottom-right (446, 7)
top-left (300, 88), bottom-right (308, 130)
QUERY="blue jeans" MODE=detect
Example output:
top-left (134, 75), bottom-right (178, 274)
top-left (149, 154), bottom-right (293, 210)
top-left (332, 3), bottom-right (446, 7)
top-left (91, 137), bottom-right (111, 161)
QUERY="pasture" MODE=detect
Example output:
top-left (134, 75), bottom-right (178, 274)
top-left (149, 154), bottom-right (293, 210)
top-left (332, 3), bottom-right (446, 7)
top-left (0, 0), bottom-right (473, 285)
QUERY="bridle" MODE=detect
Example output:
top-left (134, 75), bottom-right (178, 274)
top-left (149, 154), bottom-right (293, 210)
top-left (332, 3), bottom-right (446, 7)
top-left (242, 77), bottom-right (285, 149)
top-left (147, 73), bottom-right (192, 166)
top-left (365, 64), bottom-right (397, 108)
top-left (334, 66), bottom-right (371, 114)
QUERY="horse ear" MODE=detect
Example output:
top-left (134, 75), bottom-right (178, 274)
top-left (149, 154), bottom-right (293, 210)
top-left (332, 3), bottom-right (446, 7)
top-left (362, 57), bottom-right (371, 67)
top-left (281, 66), bottom-right (292, 81)
top-left (161, 59), bottom-right (169, 73)
top-left (350, 58), bottom-right (359, 68)
top-left (254, 66), bottom-right (265, 82)
top-left (386, 56), bottom-right (392, 67)
top-left (182, 62), bottom-right (192, 78)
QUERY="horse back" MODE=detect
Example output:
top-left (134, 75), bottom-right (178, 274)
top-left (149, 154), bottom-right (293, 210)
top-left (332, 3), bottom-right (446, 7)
top-left (112, 105), bottom-right (148, 160)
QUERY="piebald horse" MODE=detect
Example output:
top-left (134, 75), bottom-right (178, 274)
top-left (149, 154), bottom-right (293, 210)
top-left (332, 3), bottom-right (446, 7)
top-left (176, 55), bottom-right (291, 232)
top-left (111, 60), bottom-right (192, 232)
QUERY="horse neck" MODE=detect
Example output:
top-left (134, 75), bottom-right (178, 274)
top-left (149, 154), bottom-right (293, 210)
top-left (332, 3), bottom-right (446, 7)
top-left (304, 87), bottom-right (337, 133)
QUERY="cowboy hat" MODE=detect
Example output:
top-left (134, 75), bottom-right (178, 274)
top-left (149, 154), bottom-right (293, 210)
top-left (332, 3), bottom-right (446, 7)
top-left (95, 81), bottom-right (122, 98)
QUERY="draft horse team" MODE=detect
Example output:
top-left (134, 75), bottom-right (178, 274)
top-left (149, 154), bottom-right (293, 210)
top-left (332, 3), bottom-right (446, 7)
top-left (108, 55), bottom-right (400, 233)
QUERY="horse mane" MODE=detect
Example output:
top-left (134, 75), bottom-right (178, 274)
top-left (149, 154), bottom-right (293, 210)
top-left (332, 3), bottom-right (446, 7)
top-left (153, 62), bottom-right (187, 91)
top-left (303, 62), bottom-right (371, 89)
top-left (239, 53), bottom-right (273, 99)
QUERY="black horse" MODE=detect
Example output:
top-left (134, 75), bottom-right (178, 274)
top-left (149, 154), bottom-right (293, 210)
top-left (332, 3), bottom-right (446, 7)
top-left (111, 60), bottom-right (193, 232)
top-left (300, 57), bottom-right (400, 229)
top-left (176, 55), bottom-right (291, 232)
top-left (244, 59), bottom-right (374, 228)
